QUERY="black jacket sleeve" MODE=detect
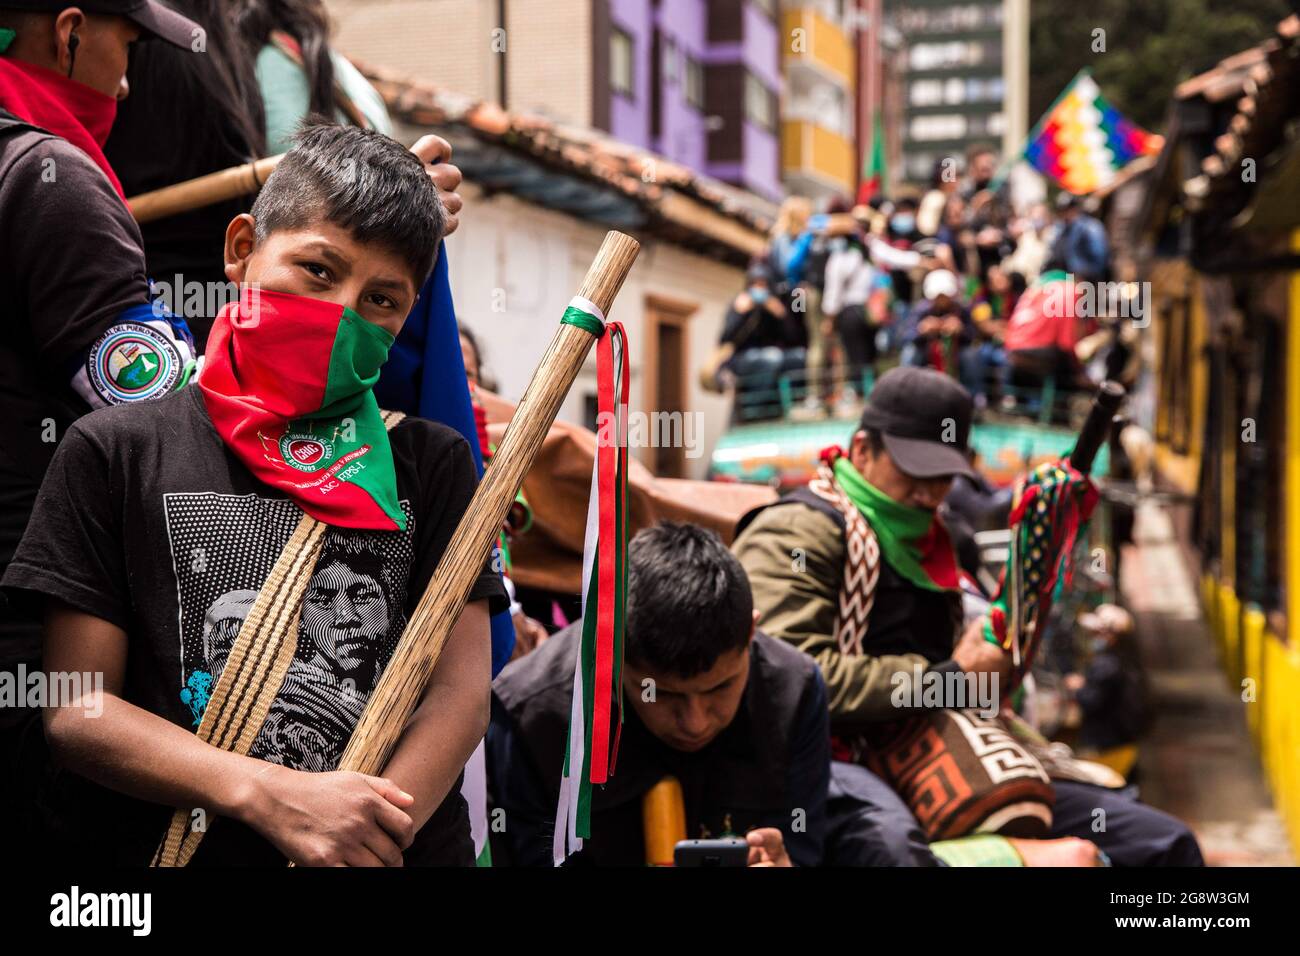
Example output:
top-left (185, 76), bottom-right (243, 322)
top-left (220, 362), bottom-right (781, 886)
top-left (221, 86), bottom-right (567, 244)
top-left (781, 668), bottom-right (831, 867)
top-left (0, 136), bottom-right (148, 369)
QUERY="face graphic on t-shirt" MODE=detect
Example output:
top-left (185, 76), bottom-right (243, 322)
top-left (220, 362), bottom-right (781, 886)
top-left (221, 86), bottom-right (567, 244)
top-left (201, 588), bottom-right (259, 681)
top-left (299, 557), bottom-right (392, 684)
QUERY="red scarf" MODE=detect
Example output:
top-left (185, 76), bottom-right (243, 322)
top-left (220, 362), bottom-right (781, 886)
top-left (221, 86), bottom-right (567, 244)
top-left (199, 287), bottom-right (406, 531)
top-left (0, 56), bottom-right (123, 198)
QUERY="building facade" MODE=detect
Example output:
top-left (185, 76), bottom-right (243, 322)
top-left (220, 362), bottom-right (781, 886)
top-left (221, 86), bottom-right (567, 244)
top-left (779, 1), bottom-right (858, 200)
top-left (327, 0), bottom-right (786, 202)
top-left (597, 0), bottom-right (785, 201)
top-left (884, 0), bottom-right (1027, 185)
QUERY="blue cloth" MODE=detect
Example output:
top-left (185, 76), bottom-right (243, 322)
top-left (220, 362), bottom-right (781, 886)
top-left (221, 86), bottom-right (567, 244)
top-left (375, 246), bottom-right (517, 675)
top-left (1054, 215), bottom-right (1109, 279)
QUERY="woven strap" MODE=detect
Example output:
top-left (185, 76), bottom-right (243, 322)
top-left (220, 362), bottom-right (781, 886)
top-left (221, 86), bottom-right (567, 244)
top-left (152, 410), bottom-right (406, 867)
top-left (808, 462), bottom-right (880, 658)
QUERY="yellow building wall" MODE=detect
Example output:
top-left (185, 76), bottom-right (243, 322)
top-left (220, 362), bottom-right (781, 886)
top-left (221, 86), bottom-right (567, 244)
top-left (781, 120), bottom-right (855, 190)
top-left (1200, 227), bottom-right (1300, 859)
top-left (781, 7), bottom-right (854, 84)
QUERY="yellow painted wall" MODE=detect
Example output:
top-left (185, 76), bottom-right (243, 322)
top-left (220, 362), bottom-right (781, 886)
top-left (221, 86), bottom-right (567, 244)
top-left (782, 7), bottom-right (854, 84)
top-left (1197, 228), bottom-right (1300, 859)
top-left (780, 120), bottom-right (855, 191)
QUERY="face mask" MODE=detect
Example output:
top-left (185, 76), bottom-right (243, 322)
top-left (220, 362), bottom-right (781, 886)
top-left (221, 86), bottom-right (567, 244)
top-left (199, 286), bottom-right (406, 531)
top-left (749, 286), bottom-right (770, 304)
top-left (0, 56), bottom-right (123, 196)
top-left (890, 214), bottom-right (915, 234)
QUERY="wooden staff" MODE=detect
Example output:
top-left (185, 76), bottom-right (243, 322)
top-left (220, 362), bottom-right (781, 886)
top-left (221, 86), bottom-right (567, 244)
top-left (127, 155), bottom-right (283, 223)
top-left (335, 231), bottom-right (640, 779)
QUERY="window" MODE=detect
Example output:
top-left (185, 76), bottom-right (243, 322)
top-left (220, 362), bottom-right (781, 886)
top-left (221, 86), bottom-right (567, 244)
top-left (744, 72), bottom-right (775, 131)
top-left (611, 28), bottom-right (634, 96)
top-left (891, 2), bottom-right (1005, 34)
top-left (685, 56), bottom-right (705, 110)
top-left (966, 77), bottom-right (1004, 103)
top-left (909, 113), bottom-right (966, 142)
top-left (907, 153), bottom-right (938, 181)
top-left (908, 39), bottom-right (995, 71)
top-left (663, 37), bottom-right (679, 86)
top-left (909, 79), bottom-right (944, 107)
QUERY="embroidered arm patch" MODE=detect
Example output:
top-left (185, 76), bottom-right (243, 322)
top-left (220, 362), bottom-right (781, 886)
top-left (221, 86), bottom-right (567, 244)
top-left (71, 303), bottom-right (200, 408)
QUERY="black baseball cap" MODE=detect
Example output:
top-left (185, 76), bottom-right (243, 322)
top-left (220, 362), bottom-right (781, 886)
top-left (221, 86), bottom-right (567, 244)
top-left (858, 367), bottom-right (977, 480)
top-left (6, 0), bottom-right (200, 49)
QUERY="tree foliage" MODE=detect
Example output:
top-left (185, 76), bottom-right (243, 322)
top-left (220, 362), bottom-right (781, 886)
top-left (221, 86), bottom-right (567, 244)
top-left (1029, 0), bottom-right (1293, 132)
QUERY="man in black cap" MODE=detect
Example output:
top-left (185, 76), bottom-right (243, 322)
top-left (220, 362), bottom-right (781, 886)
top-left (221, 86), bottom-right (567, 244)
top-left (734, 366), bottom-right (1004, 727)
top-left (733, 367), bottom-right (1203, 866)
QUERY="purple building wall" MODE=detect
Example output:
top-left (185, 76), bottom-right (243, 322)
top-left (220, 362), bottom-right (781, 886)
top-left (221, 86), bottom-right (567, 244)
top-left (653, 0), bottom-right (708, 173)
top-left (609, 0), bottom-right (652, 150)
top-left (738, 1), bottom-right (782, 200)
top-left (606, 0), bottom-right (781, 202)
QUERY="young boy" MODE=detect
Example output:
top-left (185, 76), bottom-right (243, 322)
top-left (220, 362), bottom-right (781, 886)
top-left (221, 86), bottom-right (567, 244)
top-left (2, 123), bottom-right (506, 866)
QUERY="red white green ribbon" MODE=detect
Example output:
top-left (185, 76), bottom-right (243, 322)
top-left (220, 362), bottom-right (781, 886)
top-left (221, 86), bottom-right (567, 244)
top-left (554, 299), bottom-right (629, 864)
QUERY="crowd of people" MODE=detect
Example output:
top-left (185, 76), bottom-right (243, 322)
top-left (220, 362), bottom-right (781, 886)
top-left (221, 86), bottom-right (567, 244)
top-left (711, 144), bottom-right (1136, 422)
top-left (0, 0), bottom-right (1196, 871)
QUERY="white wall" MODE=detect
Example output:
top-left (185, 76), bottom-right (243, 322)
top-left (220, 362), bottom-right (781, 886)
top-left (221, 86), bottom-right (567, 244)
top-left (446, 183), bottom-right (741, 478)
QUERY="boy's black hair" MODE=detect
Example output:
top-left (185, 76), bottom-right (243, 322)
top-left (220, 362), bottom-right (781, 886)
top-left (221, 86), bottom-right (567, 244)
top-left (251, 122), bottom-right (444, 286)
top-left (625, 523), bottom-right (753, 678)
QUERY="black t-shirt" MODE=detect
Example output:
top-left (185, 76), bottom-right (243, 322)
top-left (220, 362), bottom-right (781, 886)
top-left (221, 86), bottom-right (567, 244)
top-left (0, 112), bottom-right (149, 666)
top-left (2, 385), bottom-right (507, 864)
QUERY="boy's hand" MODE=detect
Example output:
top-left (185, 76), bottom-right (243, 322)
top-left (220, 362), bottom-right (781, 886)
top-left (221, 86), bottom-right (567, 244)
top-left (409, 134), bottom-right (464, 235)
top-left (243, 764), bottom-right (416, 866)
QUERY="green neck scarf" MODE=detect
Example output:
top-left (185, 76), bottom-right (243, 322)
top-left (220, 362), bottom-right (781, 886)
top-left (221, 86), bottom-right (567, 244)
top-left (832, 456), bottom-right (959, 592)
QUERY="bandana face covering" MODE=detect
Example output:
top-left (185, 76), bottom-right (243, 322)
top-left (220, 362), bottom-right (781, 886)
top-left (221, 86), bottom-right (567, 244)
top-left (831, 453), bottom-right (960, 591)
top-left (200, 286), bottom-right (406, 531)
top-left (0, 55), bottom-right (123, 197)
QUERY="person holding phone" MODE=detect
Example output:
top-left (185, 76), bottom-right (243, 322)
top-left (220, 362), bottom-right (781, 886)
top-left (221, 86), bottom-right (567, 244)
top-left (487, 523), bottom-right (830, 867)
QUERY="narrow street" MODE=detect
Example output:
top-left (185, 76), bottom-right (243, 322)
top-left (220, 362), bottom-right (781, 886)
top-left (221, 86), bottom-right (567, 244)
top-left (1125, 502), bottom-right (1293, 866)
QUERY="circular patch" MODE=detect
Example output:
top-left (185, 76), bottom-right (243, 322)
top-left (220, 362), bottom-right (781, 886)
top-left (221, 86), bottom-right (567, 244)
top-left (279, 433), bottom-right (335, 472)
top-left (86, 323), bottom-right (181, 404)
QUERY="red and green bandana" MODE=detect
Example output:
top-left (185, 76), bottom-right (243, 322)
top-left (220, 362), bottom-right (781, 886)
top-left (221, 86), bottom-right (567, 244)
top-left (200, 287), bottom-right (406, 531)
top-left (823, 446), bottom-right (960, 592)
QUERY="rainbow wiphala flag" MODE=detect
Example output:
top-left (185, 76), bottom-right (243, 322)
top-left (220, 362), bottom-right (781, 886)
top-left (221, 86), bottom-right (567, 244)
top-left (1024, 69), bottom-right (1163, 195)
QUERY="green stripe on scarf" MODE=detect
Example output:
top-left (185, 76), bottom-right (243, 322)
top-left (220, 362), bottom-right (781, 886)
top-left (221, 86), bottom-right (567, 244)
top-left (308, 306), bottom-right (405, 529)
top-left (832, 456), bottom-right (957, 592)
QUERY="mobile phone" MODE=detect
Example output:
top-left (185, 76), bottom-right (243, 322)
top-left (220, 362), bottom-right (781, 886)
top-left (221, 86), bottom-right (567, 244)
top-left (672, 838), bottom-right (749, 868)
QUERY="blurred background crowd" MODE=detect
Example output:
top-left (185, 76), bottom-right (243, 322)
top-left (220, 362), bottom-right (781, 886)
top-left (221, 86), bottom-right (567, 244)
top-left (708, 142), bottom-right (1136, 425)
